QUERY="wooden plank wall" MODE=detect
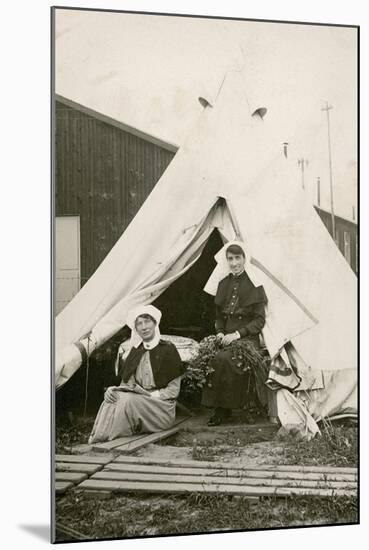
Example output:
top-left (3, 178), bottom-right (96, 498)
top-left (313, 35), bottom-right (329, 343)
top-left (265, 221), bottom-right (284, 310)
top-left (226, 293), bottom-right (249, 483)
top-left (55, 101), bottom-right (175, 285)
top-left (314, 206), bottom-right (357, 273)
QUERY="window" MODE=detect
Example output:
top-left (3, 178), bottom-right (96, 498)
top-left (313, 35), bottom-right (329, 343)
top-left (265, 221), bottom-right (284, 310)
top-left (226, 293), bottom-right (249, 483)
top-left (344, 231), bottom-right (351, 265)
top-left (334, 227), bottom-right (340, 248)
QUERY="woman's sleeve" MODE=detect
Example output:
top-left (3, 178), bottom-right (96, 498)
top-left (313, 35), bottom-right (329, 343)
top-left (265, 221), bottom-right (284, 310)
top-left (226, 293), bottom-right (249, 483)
top-left (154, 376), bottom-right (182, 400)
top-left (238, 302), bottom-right (266, 338)
top-left (215, 305), bottom-right (226, 334)
top-left (115, 343), bottom-right (131, 377)
top-left (151, 343), bottom-right (184, 400)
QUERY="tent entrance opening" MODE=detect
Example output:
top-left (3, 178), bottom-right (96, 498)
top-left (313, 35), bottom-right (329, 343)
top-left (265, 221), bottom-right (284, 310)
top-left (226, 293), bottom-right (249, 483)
top-left (153, 229), bottom-right (224, 340)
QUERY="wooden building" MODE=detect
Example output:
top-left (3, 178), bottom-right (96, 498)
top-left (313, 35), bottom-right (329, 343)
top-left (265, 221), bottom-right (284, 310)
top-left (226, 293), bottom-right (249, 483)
top-left (314, 206), bottom-right (357, 274)
top-left (55, 99), bottom-right (176, 314)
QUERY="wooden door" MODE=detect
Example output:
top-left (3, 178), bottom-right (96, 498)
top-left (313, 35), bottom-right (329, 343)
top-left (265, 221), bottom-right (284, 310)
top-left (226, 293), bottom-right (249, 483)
top-left (55, 216), bottom-right (81, 315)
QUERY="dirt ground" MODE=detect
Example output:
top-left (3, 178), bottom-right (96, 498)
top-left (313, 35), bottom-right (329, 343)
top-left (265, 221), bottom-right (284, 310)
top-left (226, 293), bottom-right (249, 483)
top-left (60, 409), bottom-right (356, 467)
top-left (132, 415), bottom-right (283, 464)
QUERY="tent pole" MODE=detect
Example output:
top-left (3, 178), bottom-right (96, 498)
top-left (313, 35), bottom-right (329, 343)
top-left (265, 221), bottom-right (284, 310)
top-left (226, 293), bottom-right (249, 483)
top-left (83, 335), bottom-right (91, 418)
top-left (321, 102), bottom-right (336, 240)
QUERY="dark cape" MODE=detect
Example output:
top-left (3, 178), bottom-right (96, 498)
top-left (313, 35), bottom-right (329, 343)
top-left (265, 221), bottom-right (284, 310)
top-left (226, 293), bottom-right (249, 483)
top-left (119, 339), bottom-right (185, 389)
top-left (214, 271), bottom-right (267, 339)
top-left (215, 272), bottom-right (267, 310)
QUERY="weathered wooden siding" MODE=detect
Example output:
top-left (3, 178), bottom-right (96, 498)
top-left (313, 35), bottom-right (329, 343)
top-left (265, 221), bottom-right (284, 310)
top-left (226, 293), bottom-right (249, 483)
top-left (55, 101), bottom-right (175, 284)
top-left (314, 206), bottom-right (357, 273)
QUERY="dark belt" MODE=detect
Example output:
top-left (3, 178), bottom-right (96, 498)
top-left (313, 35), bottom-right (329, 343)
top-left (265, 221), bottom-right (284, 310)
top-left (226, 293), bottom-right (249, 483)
top-left (225, 314), bottom-right (245, 320)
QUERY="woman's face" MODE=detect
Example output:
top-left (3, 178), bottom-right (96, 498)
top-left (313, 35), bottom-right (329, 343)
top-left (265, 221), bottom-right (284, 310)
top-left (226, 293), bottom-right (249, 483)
top-left (135, 315), bottom-right (156, 342)
top-left (226, 251), bottom-right (245, 276)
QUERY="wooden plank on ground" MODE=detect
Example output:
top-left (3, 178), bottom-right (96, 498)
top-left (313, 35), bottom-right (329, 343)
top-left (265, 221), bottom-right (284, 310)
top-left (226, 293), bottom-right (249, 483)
top-left (55, 454), bottom-right (112, 465)
top-left (104, 463), bottom-right (356, 482)
top-left (91, 417), bottom-right (189, 453)
top-left (55, 481), bottom-right (74, 494)
top-left (78, 479), bottom-right (356, 498)
top-left (112, 418), bottom-right (191, 454)
top-left (55, 472), bottom-right (88, 483)
top-left (112, 455), bottom-right (357, 475)
top-left (91, 471), bottom-right (356, 490)
top-left (91, 433), bottom-right (149, 453)
top-left (55, 462), bottom-right (103, 475)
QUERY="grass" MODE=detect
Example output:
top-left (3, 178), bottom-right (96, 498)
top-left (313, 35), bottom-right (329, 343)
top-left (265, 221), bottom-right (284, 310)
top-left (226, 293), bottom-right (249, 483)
top-left (273, 424), bottom-right (357, 467)
top-left (161, 422), bottom-right (357, 467)
top-left (164, 424), bottom-right (278, 447)
top-left (55, 418), bottom-right (94, 454)
top-left (55, 490), bottom-right (358, 542)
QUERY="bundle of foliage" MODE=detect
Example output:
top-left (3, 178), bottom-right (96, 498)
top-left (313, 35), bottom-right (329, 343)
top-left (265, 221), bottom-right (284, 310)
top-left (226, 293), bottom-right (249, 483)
top-left (180, 335), bottom-right (267, 404)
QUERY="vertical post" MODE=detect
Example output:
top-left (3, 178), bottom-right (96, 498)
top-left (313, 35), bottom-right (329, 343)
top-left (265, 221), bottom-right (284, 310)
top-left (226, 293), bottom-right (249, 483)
top-left (352, 205), bottom-right (355, 221)
top-left (317, 177), bottom-right (321, 207)
top-left (321, 102), bottom-right (336, 240)
top-left (83, 334), bottom-right (91, 419)
top-left (283, 142), bottom-right (289, 158)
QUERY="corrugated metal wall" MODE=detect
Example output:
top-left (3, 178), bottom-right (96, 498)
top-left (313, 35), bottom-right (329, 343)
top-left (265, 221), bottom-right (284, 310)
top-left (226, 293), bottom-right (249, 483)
top-left (55, 101), bottom-right (175, 284)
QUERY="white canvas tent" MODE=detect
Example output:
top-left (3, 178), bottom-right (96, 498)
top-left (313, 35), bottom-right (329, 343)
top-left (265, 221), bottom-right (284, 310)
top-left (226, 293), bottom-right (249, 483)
top-left (55, 71), bottom-right (357, 437)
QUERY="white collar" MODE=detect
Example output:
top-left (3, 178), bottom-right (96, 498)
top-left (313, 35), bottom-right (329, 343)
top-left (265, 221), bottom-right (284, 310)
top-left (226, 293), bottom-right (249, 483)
top-left (232, 270), bottom-right (246, 279)
top-left (142, 333), bottom-right (160, 350)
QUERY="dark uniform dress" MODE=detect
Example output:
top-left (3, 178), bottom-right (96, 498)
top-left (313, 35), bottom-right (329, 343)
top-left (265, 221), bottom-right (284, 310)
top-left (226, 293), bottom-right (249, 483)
top-left (201, 270), bottom-right (267, 412)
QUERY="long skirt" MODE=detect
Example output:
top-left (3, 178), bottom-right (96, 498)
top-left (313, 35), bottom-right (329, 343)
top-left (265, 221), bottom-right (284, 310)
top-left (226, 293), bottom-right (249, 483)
top-left (88, 393), bottom-right (176, 444)
top-left (201, 339), bottom-right (268, 411)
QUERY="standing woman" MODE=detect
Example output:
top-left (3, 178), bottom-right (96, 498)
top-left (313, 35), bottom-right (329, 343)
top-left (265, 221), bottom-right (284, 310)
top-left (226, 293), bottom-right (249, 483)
top-left (89, 305), bottom-right (185, 443)
top-left (202, 241), bottom-right (268, 426)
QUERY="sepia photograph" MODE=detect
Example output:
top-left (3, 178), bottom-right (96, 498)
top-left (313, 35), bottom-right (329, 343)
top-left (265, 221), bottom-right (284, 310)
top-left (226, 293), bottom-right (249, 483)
top-left (52, 6), bottom-right (358, 543)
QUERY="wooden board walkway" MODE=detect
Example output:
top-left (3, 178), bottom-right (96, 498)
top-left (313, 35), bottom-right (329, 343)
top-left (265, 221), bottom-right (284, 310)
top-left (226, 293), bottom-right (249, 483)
top-left (55, 454), bottom-right (110, 494)
top-left (79, 479), bottom-right (356, 498)
top-left (56, 438), bottom-right (358, 499)
top-left (103, 463), bottom-right (356, 482)
top-left (111, 455), bottom-right (358, 475)
top-left (55, 418), bottom-right (190, 494)
top-left (77, 456), bottom-right (357, 498)
top-left (90, 417), bottom-right (190, 454)
top-left (55, 454), bottom-right (113, 465)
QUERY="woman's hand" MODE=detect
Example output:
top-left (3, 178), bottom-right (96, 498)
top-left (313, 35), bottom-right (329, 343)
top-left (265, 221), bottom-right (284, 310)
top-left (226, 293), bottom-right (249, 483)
top-left (150, 389), bottom-right (161, 399)
top-left (221, 332), bottom-right (240, 347)
top-left (133, 384), bottom-right (151, 396)
top-left (104, 386), bottom-right (118, 404)
top-left (216, 332), bottom-right (225, 344)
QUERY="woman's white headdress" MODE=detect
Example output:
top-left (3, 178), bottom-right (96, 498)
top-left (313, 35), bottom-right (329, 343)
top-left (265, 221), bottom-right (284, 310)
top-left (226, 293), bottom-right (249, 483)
top-left (203, 240), bottom-right (261, 295)
top-left (115, 305), bottom-right (162, 375)
top-left (126, 304), bottom-right (162, 350)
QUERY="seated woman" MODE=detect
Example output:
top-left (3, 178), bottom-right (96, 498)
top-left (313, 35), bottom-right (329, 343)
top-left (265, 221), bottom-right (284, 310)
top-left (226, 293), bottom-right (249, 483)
top-left (89, 305), bottom-right (185, 443)
top-left (201, 241), bottom-right (267, 426)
